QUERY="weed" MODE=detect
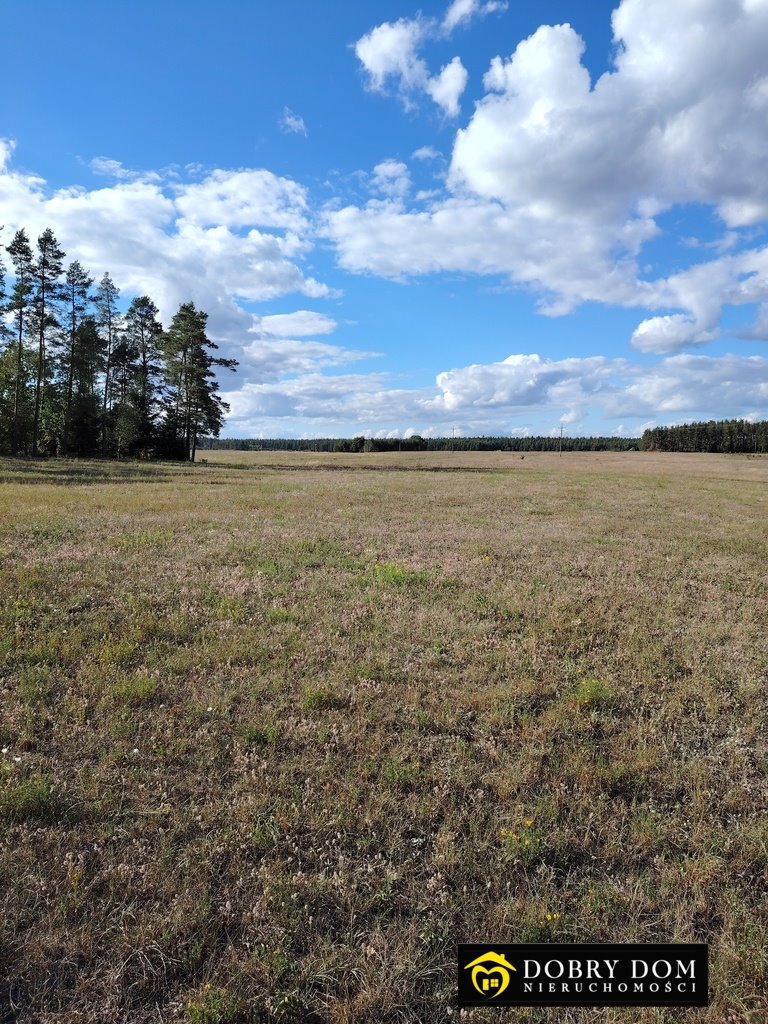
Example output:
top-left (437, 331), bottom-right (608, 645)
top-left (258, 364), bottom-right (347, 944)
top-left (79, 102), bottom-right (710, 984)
top-left (381, 755), bottom-right (422, 790)
top-left (575, 676), bottom-right (616, 710)
top-left (499, 819), bottom-right (543, 864)
top-left (300, 684), bottom-right (345, 711)
top-left (186, 984), bottom-right (239, 1024)
top-left (371, 561), bottom-right (427, 586)
top-left (106, 674), bottom-right (158, 705)
top-left (238, 722), bottom-right (280, 747)
top-left (0, 775), bottom-right (65, 823)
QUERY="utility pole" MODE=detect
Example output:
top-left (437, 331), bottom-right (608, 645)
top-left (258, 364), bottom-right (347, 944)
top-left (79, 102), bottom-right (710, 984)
top-left (559, 423), bottom-right (563, 457)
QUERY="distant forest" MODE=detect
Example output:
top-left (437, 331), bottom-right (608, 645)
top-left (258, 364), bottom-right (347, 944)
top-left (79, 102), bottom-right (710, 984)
top-left (641, 419), bottom-right (768, 453)
top-left (0, 227), bottom-right (237, 460)
top-left (200, 434), bottom-right (638, 453)
top-left (202, 419), bottom-right (768, 454)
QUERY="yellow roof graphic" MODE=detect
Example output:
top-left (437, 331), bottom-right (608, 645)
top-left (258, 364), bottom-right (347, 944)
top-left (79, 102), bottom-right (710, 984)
top-left (464, 951), bottom-right (517, 971)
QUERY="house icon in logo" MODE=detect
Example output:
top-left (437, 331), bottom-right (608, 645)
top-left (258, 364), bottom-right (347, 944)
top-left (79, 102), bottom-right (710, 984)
top-left (464, 951), bottom-right (517, 998)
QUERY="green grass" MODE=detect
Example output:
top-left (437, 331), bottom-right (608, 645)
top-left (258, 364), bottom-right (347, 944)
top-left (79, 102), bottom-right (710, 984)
top-left (0, 450), bottom-right (766, 1022)
top-left (0, 775), bottom-right (66, 824)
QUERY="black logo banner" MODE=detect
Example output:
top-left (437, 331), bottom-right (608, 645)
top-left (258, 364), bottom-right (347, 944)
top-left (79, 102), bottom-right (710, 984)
top-left (458, 943), bottom-right (708, 1007)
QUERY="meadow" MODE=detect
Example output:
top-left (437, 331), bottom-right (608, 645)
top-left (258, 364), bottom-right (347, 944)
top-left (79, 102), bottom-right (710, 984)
top-left (0, 450), bottom-right (766, 1023)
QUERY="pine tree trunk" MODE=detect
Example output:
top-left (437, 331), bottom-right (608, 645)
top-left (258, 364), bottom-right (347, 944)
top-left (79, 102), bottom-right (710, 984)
top-left (62, 301), bottom-right (76, 457)
top-left (12, 317), bottom-right (24, 458)
top-left (32, 279), bottom-right (46, 456)
top-left (102, 321), bottom-right (112, 456)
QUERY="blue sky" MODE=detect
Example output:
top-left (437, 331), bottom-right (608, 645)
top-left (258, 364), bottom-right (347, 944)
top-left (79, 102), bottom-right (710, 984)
top-left (2, 0), bottom-right (768, 438)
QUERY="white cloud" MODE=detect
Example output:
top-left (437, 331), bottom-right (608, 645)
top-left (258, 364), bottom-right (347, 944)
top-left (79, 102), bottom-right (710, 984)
top-left (411, 145), bottom-right (441, 161)
top-left (325, 195), bottom-right (649, 310)
top-left (239, 339), bottom-right (376, 382)
top-left (340, 0), bottom-right (768, 350)
top-left (735, 303), bottom-right (768, 341)
top-left (425, 57), bottom-right (468, 118)
top-left (442, 0), bottom-right (507, 33)
top-left (174, 168), bottom-right (309, 232)
top-left (630, 315), bottom-right (713, 355)
top-left (89, 157), bottom-right (161, 183)
top-left (223, 371), bottom-right (405, 423)
top-left (280, 107), bottom-right (307, 135)
top-left (240, 310), bottom-right (378, 385)
top-left (612, 354), bottom-right (768, 418)
top-left (255, 311), bottom-right (338, 338)
top-left (371, 159), bottom-right (411, 199)
top-left (90, 157), bottom-right (135, 180)
top-left (0, 138), bottom-right (15, 170)
top-left (354, 2), bottom-right (476, 116)
top-left (426, 353), bottom-right (622, 414)
top-left (636, 244), bottom-right (768, 352)
top-left (354, 17), bottom-right (428, 95)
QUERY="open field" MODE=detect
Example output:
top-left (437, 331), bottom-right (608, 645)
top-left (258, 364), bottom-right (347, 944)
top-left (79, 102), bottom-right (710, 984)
top-left (1, 451), bottom-right (766, 1022)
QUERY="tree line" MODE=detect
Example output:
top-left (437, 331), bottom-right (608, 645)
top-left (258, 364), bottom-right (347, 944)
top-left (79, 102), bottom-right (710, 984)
top-left (0, 227), bottom-right (237, 460)
top-left (202, 422), bottom-right (768, 454)
top-left (199, 435), bottom-right (640, 453)
top-left (641, 419), bottom-right (768, 453)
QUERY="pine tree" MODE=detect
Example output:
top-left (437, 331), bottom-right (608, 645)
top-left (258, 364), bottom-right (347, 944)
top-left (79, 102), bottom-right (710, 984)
top-left (108, 333), bottom-right (140, 457)
top-left (68, 317), bottom-right (105, 455)
top-left (161, 302), bottom-right (237, 460)
top-left (30, 228), bottom-right (66, 454)
top-left (59, 261), bottom-right (93, 455)
top-left (124, 296), bottom-right (164, 454)
top-left (95, 273), bottom-right (121, 455)
top-left (6, 230), bottom-right (36, 456)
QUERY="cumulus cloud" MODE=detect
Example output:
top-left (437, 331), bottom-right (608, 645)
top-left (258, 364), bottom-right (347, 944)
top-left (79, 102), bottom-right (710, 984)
top-left (425, 56), bottom-right (468, 118)
top-left (354, 0), bottom-right (499, 116)
top-left (340, 0), bottom-right (768, 351)
top-left (630, 315), bottom-right (714, 355)
top-left (174, 168), bottom-right (309, 233)
top-left (635, 244), bottom-right (768, 352)
top-left (425, 353), bottom-right (623, 413)
top-left (326, 195), bottom-right (649, 310)
top-left (371, 159), bottom-right (411, 199)
top-left (255, 311), bottom-right (338, 338)
top-left (611, 353), bottom-right (768, 418)
top-left (354, 17), bottom-right (428, 95)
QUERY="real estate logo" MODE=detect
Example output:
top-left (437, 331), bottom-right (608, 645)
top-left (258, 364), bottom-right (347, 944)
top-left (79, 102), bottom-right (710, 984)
top-left (464, 951), bottom-right (517, 998)
top-left (457, 943), bottom-right (708, 1007)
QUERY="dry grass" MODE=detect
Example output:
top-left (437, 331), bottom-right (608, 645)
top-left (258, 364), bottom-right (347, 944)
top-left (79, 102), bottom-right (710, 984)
top-left (0, 451), bottom-right (766, 1023)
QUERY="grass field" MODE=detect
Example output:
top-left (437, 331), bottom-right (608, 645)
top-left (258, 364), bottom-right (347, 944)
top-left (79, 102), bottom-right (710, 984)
top-left (1, 451), bottom-right (766, 1022)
